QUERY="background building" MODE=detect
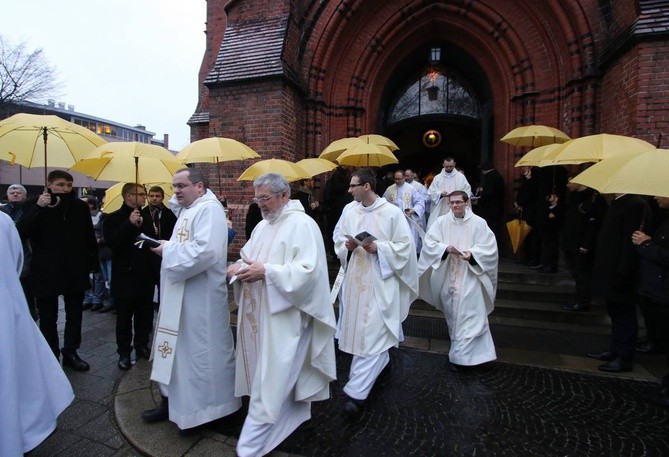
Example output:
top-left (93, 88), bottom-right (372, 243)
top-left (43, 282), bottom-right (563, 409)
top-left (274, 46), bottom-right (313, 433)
top-left (189, 0), bottom-right (669, 210)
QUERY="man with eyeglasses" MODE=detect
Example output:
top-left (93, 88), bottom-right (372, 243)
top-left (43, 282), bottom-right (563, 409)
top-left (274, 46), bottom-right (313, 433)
top-left (417, 190), bottom-right (498, 373)
top-left (426, 157), bottom-right (472, 228)
top-left (383, 170), bottom-right (425, 253)
top-left (102, 183), bottom-right (155, 370)
top-left (141, 168), bottom-right (241, 433)
top-left (334, 168), bottom-right (418, 418)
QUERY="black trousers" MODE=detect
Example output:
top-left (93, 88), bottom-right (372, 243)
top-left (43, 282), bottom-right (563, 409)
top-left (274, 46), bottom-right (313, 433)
top-left (20, 275), bottom-right (38, 321)
top-left (36, 293), bottom-right (84, 358)
top-left (563, 250), bottom-right (593, 306)
top-left (641, 297), bottom-right (669, 389)
top-left (606, 299), bottom-right (639, 363)
top-left (115, 295), bottom-right (154, 356)
top-left (539, 228), bottom-right (559, 269)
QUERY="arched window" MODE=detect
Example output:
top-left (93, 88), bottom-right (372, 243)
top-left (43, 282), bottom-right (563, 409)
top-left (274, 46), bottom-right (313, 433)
top-left (388, 68), bottom-right (481, 124)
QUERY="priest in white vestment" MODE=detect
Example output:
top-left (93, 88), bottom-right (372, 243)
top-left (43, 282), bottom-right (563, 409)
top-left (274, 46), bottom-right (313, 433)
top-left (405, 168), bottom-right (430, 226)
top-left (228, 173), bottom-right (336, 457)
top-left (143, 168), bottom-right (241, 431)
top-left (334, 168), bottom-right (418, 418)
top-left (417, 191), bottom-right (498, 370)
top-left (427, 157), bottom-right (472, 228)
top-left (1, 211), bottom-right (74, 455)
top-left (383, 170), bottom-right (425, 253)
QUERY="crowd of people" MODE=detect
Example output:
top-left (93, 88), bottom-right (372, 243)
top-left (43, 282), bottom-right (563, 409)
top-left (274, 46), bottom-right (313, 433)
top-left (2, 155), bottom-right (668, 455)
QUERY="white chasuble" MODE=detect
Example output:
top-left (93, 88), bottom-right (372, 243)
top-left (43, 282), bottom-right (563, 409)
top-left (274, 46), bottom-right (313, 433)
top-left (335, 198), bottom-right (418, 357)
top-left (427, 170), bottom-right (472, 228)
top-left (417, 208), bottom-right (498, 366)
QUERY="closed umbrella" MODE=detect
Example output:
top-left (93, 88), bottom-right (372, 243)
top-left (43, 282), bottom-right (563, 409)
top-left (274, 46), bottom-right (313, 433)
top-left (506, 214), bottom-right (532, 254)
top-left (501, 125), bottom-right (570, 148)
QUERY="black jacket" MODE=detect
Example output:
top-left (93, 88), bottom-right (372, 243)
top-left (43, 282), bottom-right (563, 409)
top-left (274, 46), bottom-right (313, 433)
top-left (592, 194), bottom-right (649, 302)
top-left (477, 169), bottom-right (505, 221)
top-left (17, 192), bottom-right (98, 296)
top-left (103, 204), bottom-right (156, 298)
top-left (560, 188), bottom-right (608, 253)
top-left (636, 209), bottom-right (669, 305)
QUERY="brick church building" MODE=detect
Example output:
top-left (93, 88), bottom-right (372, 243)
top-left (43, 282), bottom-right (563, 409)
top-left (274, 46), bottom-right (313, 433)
top-left (188, 0), bottom-right (668, 216)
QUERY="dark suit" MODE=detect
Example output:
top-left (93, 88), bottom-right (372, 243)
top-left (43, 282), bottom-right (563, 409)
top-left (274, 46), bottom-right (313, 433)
top-left (141, 204), bottom-right (176, 294)
top-left (17, 192), bottom-right (98, 358)
top-left (104, 204), bottom-right (156, 356)
top-left (477, 168), bottom-right (505, 245)
top-left (592, 194), bottom-right (649, 363)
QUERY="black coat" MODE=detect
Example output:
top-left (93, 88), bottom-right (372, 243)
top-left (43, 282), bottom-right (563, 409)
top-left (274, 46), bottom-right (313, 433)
top-left (636, 209), bottom-right (669, 305)
top-left (477, 169), bottom-right (505, 221)
top-left (592, 194), bottom-right (649, 302)
top-left (17, 192), bottom-right (98, 296)
top-left (103, 204), bottom-right (156, 298)
top-left (560, 188), bottom-right (608, 253)
top-left (140, 204), bottom-right (177, 241)
top-left (515, 171), bottom-right (539, 226)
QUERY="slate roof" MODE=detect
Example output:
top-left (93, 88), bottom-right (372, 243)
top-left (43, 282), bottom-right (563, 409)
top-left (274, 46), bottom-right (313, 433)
top-left (187, 112), bottom-right (210, 125)
top-left (204, 17), bottom-right (287, 85)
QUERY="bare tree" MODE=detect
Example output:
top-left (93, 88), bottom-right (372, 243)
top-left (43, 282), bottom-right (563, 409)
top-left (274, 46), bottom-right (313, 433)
top-left (0, 35), bottom-right (62, 105)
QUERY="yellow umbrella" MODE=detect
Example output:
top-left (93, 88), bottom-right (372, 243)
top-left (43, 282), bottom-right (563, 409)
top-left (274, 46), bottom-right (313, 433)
top-left (176, 137), bottom-right (260, 190)
top-left (237, 159), bottom-right (310, 183)
top-left (358, 134), bottom-right (400, 151)
top-left (0, 113), bottom-right (106, 186)
top-left (506, 217), bottom-right (532, 254)
top-left (571, 148), bottom-right (669, 197)
top-left (102, 182), bottom-right (173, 214)
top-left (70, 141), bottom-right (184, 184)
top-left (296, 158), bottom-right (338, 177)
top-left (514, 144), bottom-right (568, 167)
top-left (549, 134), bottom-right (653, 164)
top-left (319, 137), bottom-right (365, 162)
top-left (335, 142), bottom-right (399, 167)
top-left (501, 125), bottom-right (571, 147)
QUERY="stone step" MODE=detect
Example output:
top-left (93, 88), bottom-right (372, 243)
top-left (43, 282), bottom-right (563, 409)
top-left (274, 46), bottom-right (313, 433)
top-left (495, 281), bottom-right (573, 303)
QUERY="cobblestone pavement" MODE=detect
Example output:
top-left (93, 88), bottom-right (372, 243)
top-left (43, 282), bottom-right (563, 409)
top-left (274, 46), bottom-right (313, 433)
top-left (209, 348), bottom-right (669, 457)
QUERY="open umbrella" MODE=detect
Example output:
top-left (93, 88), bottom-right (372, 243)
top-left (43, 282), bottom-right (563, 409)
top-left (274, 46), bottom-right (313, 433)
top-left (295, 158), bottom-right (338, 177)
top-left (237, 159), bottom-right (310, 183)
top-left (70, 141), bottom-right (184, 185)
top-left (176, 137), bottom-right (260, 190)
top-left (0, 113), bottom-right (106, 186)
top-left (335, 142), bottom-right (398, 167)
top-left (548, 134), bottom-right (653, 164)
top-left (506, 214), bottom-right (532, 254)
top-left (319, 137), bottom-right (365, 162)
top-left (571, 148), bottom-right (669, 197)
top-left (501, 125), bottom-right (571, 148)
top-left (102, 182), bottom-right (172, 214)
top-left (514, 144), bottom-right (569, 168)
top-left (358, 134), bottom-right (400, 151)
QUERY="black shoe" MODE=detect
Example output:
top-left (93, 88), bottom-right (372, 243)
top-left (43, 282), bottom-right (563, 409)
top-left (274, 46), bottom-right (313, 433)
top-left (636, 341), bottom-right (664, 354)
top-left (90, 303), bottom-right (103, 311)
top-left (99, 305), bottom-right (115, 313)
top-left (528, 264), bottom-right (545, 270)
top-left (141, 396), bottom-right (169, 423)
top-left (82, 302), bottom-right (93, 310)
top-left (562, 302), bottom-right (590, 312)
top-left (62, 351), bottom-right (90, 372)
top-left (586, 350), bottom-right (615, 361)
top-left (449, 362), bottom-right (463, 373)
top-left (598, 359), bottom-right (633, 373)
top-left (343, 397), bottom-right (365, 418)
top-left (136, 346), bottom-right (151, 360)
top-left (118, 354), bottom-right (132, 370)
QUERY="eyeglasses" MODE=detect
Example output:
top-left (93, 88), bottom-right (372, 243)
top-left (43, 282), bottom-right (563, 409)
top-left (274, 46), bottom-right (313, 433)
top-left (348, 183), bottom-right (364, 188)
top-left (171, 183), bottom-right (192, 190)
top-left (449, 200), bottom-right (465, 205)
top-left (253, 194), bottom-right (277, 204)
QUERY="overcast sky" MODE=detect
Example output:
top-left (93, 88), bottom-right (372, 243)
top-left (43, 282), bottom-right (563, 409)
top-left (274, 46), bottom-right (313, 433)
top-left (1, 1), bottom-right (207, 150)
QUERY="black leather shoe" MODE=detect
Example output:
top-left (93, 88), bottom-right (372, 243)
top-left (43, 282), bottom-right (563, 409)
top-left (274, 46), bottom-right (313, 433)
top-left (636, 341), bottom-right (664, 354)
top-left (118, 355), bottom-right (132, 370)
top-left (90, 303), bottom-right (103, 311)
top-left (141, 397), bottom-right (169, 423)
top-left (586, 350), bottom-right (615, 361)
top-left (598, 359), bottom-right (633, 373)
top-left (343, 397), bottom-right (365, 418)
top-left (136, 346), bottom-right (151, 360)
top-left (562, 302), bottom-right (590, 312)
top-left (62, 351), bottom-right (90, 372)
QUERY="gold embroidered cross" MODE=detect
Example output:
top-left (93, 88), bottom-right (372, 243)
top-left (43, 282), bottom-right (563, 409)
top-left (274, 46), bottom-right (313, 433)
top-left (158, 341), bottom-right (173, 358)
top-left (176, 219), bottom-right (190, 242)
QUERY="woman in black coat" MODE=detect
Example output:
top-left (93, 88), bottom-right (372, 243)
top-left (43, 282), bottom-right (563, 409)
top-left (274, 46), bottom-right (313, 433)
top-left (633, 195), bottom-right (669, 408)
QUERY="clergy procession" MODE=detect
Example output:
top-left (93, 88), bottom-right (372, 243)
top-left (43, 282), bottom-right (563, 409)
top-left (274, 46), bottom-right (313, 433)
top-left (3, 135), bottom-right (669, 456)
